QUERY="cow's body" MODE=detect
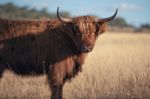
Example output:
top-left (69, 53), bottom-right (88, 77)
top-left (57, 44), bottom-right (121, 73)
top-left (0, 18), bottom-right (84, 76)
top-left (0, 7), bottom-right (118, 99)
top-left (0, 18), bottom-right (86, 99)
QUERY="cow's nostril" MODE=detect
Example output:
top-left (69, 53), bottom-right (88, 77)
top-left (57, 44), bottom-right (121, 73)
top-left (88, 46), bottom-right (93, 50)
top-left (81, 44), bottom-right (93, 52)
top-left (81, 46), bottom-right (87, 51)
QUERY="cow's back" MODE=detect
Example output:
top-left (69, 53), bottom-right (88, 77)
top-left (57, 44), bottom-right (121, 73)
top-left (0, 18), bottom-right (76, 75)
top-left (0, 18), bottom-right (58, 74)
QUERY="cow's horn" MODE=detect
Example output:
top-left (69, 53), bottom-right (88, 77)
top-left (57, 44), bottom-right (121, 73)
top-left (97, 8), bottom-right (118, 23)
top-left (57, 7), bottom-right (73, 23)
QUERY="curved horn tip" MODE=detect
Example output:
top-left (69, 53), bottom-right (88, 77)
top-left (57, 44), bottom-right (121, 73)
top-left (97, 8), bottom-right (118, 23)
top-left (116, 8), bottom-right (119, 11)
top-left (114, 8), bottom-right (118, 17)
top-left (57, 6), bottom-right (59, 12)
top-left (56, 6), bottom-right (73, 23)
top-left (116, 8), bottom-right (118, 13)
top-left (57, 6), bottom-right (60, 16)
top-left (57, 6), bottom-right (63, 22)
top-left (113, 8), bottom-right (118, 17)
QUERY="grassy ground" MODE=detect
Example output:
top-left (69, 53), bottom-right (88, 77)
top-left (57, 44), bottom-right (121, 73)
top-left (0, 32), bottom-right (150, 99)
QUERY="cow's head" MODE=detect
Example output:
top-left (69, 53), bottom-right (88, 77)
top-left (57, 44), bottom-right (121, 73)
top-left (57, 7), bottom-right (118, 53)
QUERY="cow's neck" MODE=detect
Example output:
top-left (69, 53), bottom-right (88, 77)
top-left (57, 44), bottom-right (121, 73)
top-left (75, 53), bottom-right (88, 65)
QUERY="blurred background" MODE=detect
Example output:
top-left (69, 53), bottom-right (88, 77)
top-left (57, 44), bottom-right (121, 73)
top-left (0, 0), bottom-right (150, 33)
top-left (1, 1), bottom-right (150, 99)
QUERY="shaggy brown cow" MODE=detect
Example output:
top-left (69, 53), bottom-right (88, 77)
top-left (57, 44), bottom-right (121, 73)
top-left (0, 7), bottom-right (118, 99)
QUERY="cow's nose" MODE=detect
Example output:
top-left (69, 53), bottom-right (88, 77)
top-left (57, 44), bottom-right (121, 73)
top-left (81, 44), bottom-right (93, 52)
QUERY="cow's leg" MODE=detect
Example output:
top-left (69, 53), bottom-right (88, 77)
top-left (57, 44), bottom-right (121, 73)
top-left (50, 84), bottom-right (63, 99)
top-left (0, 62), bottom-right (5, 80)
top-left (48, 65), bottom-right (64, 99)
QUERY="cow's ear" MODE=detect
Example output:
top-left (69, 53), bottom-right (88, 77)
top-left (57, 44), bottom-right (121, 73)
top-left (99, 23), bottom-right (106, 33)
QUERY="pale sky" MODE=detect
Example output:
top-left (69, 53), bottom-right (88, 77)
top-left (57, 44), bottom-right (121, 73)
top-left (0, 0), bottom-right (150, 27)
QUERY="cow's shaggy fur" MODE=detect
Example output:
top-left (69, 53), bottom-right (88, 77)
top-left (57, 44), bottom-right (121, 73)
top-left (0, 16), bottom-right (106, 99)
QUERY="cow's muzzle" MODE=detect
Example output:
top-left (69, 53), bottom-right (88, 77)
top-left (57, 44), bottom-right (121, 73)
top-left (80, 44), bottom-right (93, 52)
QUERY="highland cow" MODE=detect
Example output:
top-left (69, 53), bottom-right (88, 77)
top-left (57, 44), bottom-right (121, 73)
top-left (0, 7), bottom-right (118, 99)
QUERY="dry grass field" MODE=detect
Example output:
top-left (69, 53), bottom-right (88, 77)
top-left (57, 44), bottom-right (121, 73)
top-left (0, 32), bottom-right (150, 99)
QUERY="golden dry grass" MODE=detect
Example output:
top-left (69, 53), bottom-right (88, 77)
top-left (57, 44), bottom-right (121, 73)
top-left (0, 32), bottom-right (150, 99)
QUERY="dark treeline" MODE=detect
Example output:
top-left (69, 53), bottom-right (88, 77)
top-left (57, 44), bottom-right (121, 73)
top-left (0, 3), bottom-right (70, 19)
top-left (0, 3), bottom-right (150, 32)
top-left (0, 3), bottom-right (128, 26)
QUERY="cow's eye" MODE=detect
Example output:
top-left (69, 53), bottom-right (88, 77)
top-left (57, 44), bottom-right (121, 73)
top-left (73, 25), bottom-right (79, 31)
top-left (72, 25), bottom-right (79, 35)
